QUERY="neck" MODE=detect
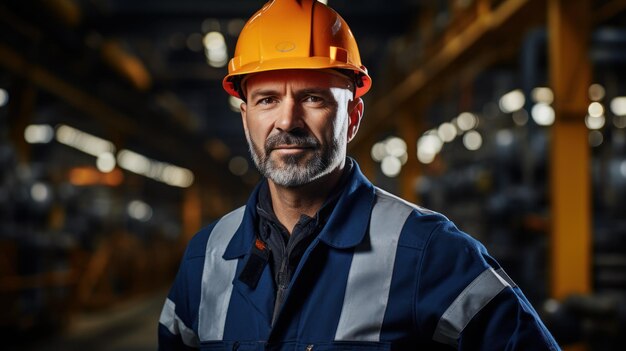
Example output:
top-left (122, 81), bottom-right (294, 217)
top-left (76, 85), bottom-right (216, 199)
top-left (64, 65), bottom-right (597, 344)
top-left (268, 164), bottom-right (345, 234)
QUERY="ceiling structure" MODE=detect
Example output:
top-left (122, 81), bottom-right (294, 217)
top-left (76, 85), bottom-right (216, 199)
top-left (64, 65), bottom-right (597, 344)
top-left (0, 0), bottom-right (422, 187)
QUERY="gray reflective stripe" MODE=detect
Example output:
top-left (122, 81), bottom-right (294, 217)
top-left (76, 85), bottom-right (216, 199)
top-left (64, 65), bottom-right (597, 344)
top-left (433, 267), bottom-right (511, 348)
top-left (159, 298), bottom-right (200, 347)
top-left (495, 267), bottom-right (517, 288)
top-left (334, 188), bottom-right (413, 341)
top-left (199, 206), bottom-right (246, 341)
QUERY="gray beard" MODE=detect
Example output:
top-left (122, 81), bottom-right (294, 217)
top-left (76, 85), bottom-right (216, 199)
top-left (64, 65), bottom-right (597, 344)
top-left (246, 131), bottom-right (344, 187)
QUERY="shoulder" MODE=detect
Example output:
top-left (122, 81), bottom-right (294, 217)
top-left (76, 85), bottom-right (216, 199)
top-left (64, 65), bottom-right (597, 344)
top-left (373, 187), bottom-right (448, 225)
top-left (183, 206), bottom-right (246, 260)
top-left (372, 187), bottom-right (471, 251)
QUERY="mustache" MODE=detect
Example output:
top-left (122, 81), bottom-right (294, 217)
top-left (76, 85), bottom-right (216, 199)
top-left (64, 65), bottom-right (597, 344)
top-left (265, 131), bottom-right (320, 152)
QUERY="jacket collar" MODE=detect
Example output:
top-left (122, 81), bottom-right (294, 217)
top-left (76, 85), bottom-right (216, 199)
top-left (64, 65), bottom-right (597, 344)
top-left (222, 183), bottom-right (263, 260)
top-left (316, 161), bottom-right (375, 248)
top-left (222, 159), bottom-right (376, 259)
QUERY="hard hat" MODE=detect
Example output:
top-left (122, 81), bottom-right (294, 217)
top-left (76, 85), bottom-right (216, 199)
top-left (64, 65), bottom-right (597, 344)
top-left (223, 0), bottom-right (372, 99)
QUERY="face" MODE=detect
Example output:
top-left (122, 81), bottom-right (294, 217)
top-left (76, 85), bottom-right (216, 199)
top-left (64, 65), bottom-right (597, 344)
top-left (240, 69), bottom-right (363, 188)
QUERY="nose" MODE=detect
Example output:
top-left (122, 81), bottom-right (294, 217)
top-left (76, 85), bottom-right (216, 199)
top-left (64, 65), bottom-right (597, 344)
top-left (274, 98), bottom-right (304, 132)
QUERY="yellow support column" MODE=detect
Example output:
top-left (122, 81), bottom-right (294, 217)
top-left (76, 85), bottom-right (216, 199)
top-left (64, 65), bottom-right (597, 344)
top-left (548, 2), bottom-right (592, 350)
top-left (398, 111), bottom-right (420, 204)
top-left (352, 138), bottom-right (376, 181)
top-left (182, 184), bottom-right (202, 245)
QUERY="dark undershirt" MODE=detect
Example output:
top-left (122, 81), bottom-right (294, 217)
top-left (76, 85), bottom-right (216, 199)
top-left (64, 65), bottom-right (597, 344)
top-left (256, 158), bottom-right (354, 325)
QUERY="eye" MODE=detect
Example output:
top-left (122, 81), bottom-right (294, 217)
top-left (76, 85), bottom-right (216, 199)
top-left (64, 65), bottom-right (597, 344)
top-left (303, 95), bottom-right (324, 103)
top-left (256, 97), bottom-right (276, 106)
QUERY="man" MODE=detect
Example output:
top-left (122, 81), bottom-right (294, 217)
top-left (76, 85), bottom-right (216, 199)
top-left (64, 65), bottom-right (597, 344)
top-left (159, 0), bottom-right (560, 349)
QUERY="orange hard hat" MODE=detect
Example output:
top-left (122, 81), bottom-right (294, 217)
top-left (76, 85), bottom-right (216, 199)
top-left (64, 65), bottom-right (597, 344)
top-left (223, 0), bottom-right (372, 99)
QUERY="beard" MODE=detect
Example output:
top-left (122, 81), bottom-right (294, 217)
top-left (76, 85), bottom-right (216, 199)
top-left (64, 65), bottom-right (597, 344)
top-left (246, 129), bottom-right (345, 187)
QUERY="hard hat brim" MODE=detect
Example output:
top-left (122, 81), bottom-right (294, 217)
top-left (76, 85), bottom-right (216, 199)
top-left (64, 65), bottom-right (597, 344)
top-left (223, 56), bottom-right (371, 100)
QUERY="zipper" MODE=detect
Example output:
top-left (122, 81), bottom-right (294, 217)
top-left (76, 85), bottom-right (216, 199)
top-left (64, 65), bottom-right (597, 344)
top-left (270, 219), bottom-right (319, 326)
top-left (271, 257), bottom-right (290, 325)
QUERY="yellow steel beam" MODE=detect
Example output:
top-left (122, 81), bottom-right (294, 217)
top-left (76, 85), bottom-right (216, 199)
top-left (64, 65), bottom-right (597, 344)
top-left (354, 0), bottom-right (537, 147)
top-left (41, 0), bottom-right (82, 27)
top-left (0, 42), bottom-right (138, 133)
top-left (7, 82), bottom-right (37, 163)
top-left (101, 40), bottom-right (153, 91)
top-left (548, 0), bottom-right (592, 304)
top-left (0, 43), bottom-right (211, 173)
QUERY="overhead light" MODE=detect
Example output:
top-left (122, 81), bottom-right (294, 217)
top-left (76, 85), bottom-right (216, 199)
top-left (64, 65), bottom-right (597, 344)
top-left (398, 152), bottom-right (408, 165)
top-left (96, 152), bottom-right (117, 173)
top-left (318, 0), bottom-right (329, 4)
top-left (204, 31), bottom-right (228, 68)
top-left (127, 200), bottom-right (153, 222)
top-left (229, 96), bottom-right (243, 112)
top-left (161, 164), bottom-right (194, 188)
top-left (437, 122), bottom-right (457, 142)
top-left (418, 133), bottom-right (443, 155)
top-left (610, 97), bottom-right (626, 116)
top-left (117, 149), bottom-right (194, 188)
top-left (543, 299), bottom-right (560, 314)
top-left (531, 87), bottom-right (554, 104)
top-left (585, 115), bottom-right (605, 130)
top-left (371, 136), bottom-right (407, 173)
top-left (370, 142), bottom-right (386, 162)
top-left (24, 124), bottom-right (54, 144)
top-left (588, 84), bottom-right (605, 101)
top-left (456, 112), bottom-right (478, 131)
top-left (463, 130), bottom-right (482, 151)
top-left (417, 133), bottom-right (443, 164)
top-left (496, 129), bottom-right (514, 147)
top-left (0, 88), bottom-right (9, 107)
top-left (381, 156), bottom-right (401, 177)
top-left (55, 124), bottom-right (115, 157)
top-left (417, 149), bottom-right (435, 164)
top-left (588, 102), bottom-right (604, 118)
top-left (499, 89), bottom-right (525, 113)
top-left (30, 182), bottom-right (51, 203)
top-left (384, 137), bottom-right (407, 158)
top-left (531, 103), bottom-right (555, 126)
top-left (117, 149), bottom-right (150, 175)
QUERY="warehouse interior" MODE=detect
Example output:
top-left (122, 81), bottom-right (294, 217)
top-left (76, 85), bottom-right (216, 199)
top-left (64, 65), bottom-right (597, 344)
top-left (1, 0), bottom-right (625, 350)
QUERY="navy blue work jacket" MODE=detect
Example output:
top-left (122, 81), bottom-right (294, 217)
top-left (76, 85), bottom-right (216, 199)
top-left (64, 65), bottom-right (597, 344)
top-left (159, 162), bottom-right (560, 350)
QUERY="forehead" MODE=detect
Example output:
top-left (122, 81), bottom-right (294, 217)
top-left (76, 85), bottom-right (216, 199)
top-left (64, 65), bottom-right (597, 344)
top-left (244, 69), bottom-right (352, 93)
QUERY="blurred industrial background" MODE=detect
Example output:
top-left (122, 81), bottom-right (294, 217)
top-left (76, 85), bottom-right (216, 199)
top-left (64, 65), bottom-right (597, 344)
top-left (1, 0), bottom-right (625, 350)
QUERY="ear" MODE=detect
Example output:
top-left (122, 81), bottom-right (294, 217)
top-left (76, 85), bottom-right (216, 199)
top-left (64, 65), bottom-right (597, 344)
top-left (347, 98), bottom-right (364, 142)
top-left (240, 101), bottom-right (249, 135)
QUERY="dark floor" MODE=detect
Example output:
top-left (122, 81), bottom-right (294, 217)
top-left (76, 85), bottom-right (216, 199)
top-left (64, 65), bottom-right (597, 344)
top-left (23, 290), bottom-right (167, 351)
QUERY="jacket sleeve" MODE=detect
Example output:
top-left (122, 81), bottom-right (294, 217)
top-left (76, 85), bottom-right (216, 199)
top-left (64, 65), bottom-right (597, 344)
top-left (415, 219), bottom-right (561, 350)
top-left (158, 229), bottom-right (210, 351)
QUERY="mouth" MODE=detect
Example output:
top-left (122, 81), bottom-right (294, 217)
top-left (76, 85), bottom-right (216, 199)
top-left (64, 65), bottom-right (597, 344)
top-left (272, 144), bottom-right (315, 151)
top-left (270, 145), bottom-right (316, 156)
